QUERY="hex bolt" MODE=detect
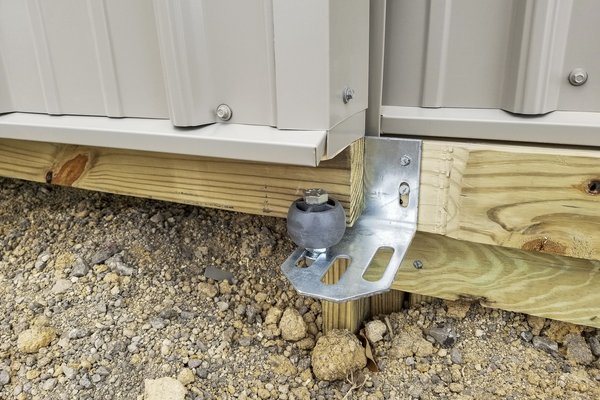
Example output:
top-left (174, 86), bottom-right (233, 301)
top-left (568, 68), bottom-right (588, 86)
top-left (413, 260), bottom-right (423, 269)
top-left (216, 104), bottom-right (232, 121)
top-left (342, 87), bottom-right (354, 104)
top-left (303, 188), bottom-right (329, 205)
top-left (400, 155), bottom-right (411, 166)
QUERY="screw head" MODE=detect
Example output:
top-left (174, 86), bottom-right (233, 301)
top-left (400, 155), bottom-right (411, 166)
top-left (342, 87), bottom-right (354, 104)
top-left (216, 104), bottom-right (232, 121)
top-left (303, 188), bottom-right (328, 205)
top-left (399, 182), bottom-right (410, 196)
top-left (413, 260), bottom-right (423, 269)
top-left (568, 68), bottom-right (588, 86)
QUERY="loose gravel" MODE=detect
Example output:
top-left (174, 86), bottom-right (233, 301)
top-left (0, 177), bottom-right (599, 399)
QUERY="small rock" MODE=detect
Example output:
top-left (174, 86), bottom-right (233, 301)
top-left (545, 320), bottom-right (584, 344)
top-left (405, 357), bottom-right (415, 366)
top-left (196, 368), bottom-right (209, 379)
top-left (0, 369), bottom-right (10, 386)
top-left (445, 300), bottom-right (471, 319)
top-left (311, 329), bottom-right (367, 381)
top-left (265, 307), bottom-right (283, 325)
top-left (197, 282), bottom-right (218, 298)
top-left (296, 337), bottom-right (316, 350)
top-left (204, 265), bottom-right (234, 282)
top-left (42, 378), bottom-right (57, 391)
top-left (150, 318), bottom-right (166, 330)
top-left (450, 348), bottom-right (463, 364)
top-left (365, 320), bottom-right (387, 343)
top-left (17, 327), bottom-right (57, 353)
top-left (159, 308), bottom-right (178, 320)
top-left (150, 213), bottom-right (164, 224)
top-left (527, 315), bottom-right (546, 336)
top-left (449, 383), bottom-right (463, 393)
top-left (67, 328), bottom-right (88, 340)
top-left (280, 308), bottom-right (307, 342)
top-left (177, 368), bottom-right (195, 385)
top-left (520, 331), bottom-right (533, 342)
top-left (428, 324), bottom-right (458, 347)
top-left (474, 329), bottom-right (485, 337)
top-left (51, 279), bottom-right (72, 294)
top-left (564, 334), bottom-right (594, 365)
top-left (532, 336), bottom-right (558, 353)
top-left (62, 365), bottom-right (75, 380)
top-left (106, 255), bottom-right (135, 276)
top-left (90, 242), bottom-right (120, 265)
top-left (269, 355), bottom-right (298, 376)
top-left (79, 375), bottom-right (92, 389)
top-left (91, 374), bottom-right (102, 383)
top-left (216, 301), bottom-right (229, 312)
top-left (187, 359), bottom-right (202, 368)
top-left (70, 257), bottom-right (89, 277)
top-left (589, 335), bottom-right (600, 357)
top-left (145, 377), bottom-right (187, 400)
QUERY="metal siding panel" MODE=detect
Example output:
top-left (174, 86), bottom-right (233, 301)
top-left (0, 0), bottom-right (46, 112)
top-left (558, 0), bottom-right (600, 112)
top-left (382, 0), bottom-right (428, 107)
top-left (202, 0), bottom-right (277, 126)
top-left (32, 0), bottom-right (105, 114)
top-left (501, 0), bottom-right (572, 114)
top-left (273, 0), bottom-right (330, 129)
top-left (328, 0), bottom-right (369, 128)
top-left (102, 0), bottom-right (169, 118)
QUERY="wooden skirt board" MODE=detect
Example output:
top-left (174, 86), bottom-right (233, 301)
top-left (0, 138), bottom-right (365, 225)
top-left (418, 140), bottom-right (600, 261)
top-left (1, 136), bottom-right (600, 330)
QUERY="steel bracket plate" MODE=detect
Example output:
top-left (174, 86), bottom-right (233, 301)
top-left (281, 137), bottom-right (421, 302)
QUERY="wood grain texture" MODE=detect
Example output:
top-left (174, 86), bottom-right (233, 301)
top-left (378, 232), bottom-right (600, 328)
top-left (418, 141), bottom-right (600, 260)
top-left (0, 138), bottom-right (364, 225)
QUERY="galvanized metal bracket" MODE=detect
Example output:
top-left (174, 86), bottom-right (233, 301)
top-left (281, 137), bottom-right (421, 302)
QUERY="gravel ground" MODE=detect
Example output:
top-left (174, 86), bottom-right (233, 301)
top-left (0, 177), bottom-right (599, 400)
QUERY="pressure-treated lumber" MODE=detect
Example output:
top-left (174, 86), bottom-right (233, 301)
top-left (321, 258), bottom-right (404, 333)
top-left (330, 231), bottom-right (600, 332)
top-left (2, 137), bottom-right (598, 260)
top-left (393, 232), bottom-right (600, 328)
top-left (418, 141), bottom-right (600, 260)
top-left (0, 138), bottom-right (364, 225)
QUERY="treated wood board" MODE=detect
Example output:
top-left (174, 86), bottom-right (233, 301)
top-left (418, 141), bottom-right (600, 260)
top-left (0, 138), bottom-right (364, 225)
top-left (361, 232), bottom-right (600, 328)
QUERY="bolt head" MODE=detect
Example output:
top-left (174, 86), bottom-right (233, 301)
top-left (400, 155), bottom-right (411, 166)
top-left (303, 188), bottom-right (329, 205)
top-left (413, 260), bottom-right (423, 269)
top-left (216, 104), bottom-right (232, 121)
top-left (568, 68), bottom-right (588, 86)
top-left (343, 87), bottom-right (354, 104)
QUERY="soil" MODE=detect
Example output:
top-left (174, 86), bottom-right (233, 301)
top-left (0, 177), bottom-right (598, 399)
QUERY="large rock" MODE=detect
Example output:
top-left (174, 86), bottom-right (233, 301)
top-left (17, 326), bottom-right (57, 353)
top-left (564, 334), bottom-right (594, 365)
top-left (144, 377), bottom-right (187, 400)
top-left (311, 329), bottom-right (366, 381)
top-left (279, 308), bottom-right (307, 342)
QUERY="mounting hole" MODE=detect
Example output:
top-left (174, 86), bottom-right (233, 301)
top-left (362, 247), bottom-right (394, 282)
top-left (588, 180), bottom-right (600, 195)
top-left (321, 256), bottom-right (351, 285)
top-left (399, 182), bottom-right (410, 208)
